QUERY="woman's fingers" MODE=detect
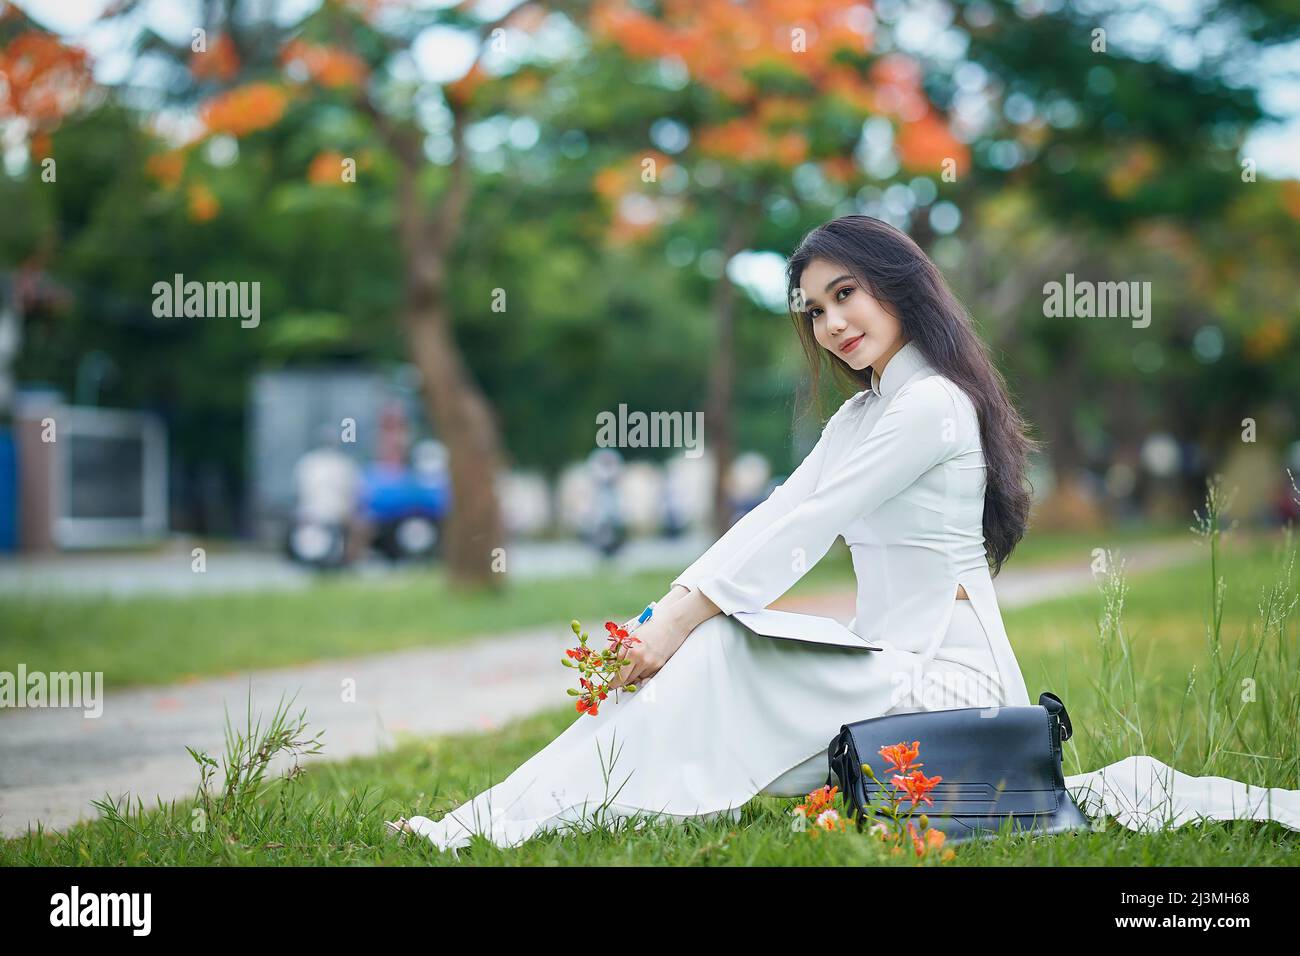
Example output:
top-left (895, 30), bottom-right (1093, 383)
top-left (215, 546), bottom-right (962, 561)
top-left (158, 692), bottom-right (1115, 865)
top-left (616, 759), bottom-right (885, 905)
top-left (608, 647), bottom-right (637, 689)
top-left (625, 651), bottom-right (659, 687)
top-left (622, 648), bottom-right (652, 689)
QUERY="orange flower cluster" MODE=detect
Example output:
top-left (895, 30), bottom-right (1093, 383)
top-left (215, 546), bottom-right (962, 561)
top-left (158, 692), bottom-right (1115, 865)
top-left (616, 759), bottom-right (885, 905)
top-left (878, 740), bottom-right (922, 774)
top-left (754, 95), bottom-right (809, 127)
top-left (199, 82), bottom-right (289, 137)
top-left (190, 33), bottom-right (241, 82)
top-left (696, 118), bottom-right (807, 166)
top-left (592, 0), bottom-right (870, 103)
top-left (1105, 143), bottom-right (1159, 199)
top-left (592, 151), bottom-right (679, 245)
top-left (819, 155), bottom-right (858, 183)
top-left (824, 64), bottom-right (876, 114)
top-left (869, 55), bottom-right (927, 119)
top-left (307, 150), bottom-right (346, 185)
top-left (145, 150), bottom-right (187, 188)
top-left (794, 738), bottom-right (955, 861)
top-left (1244, 316), bottom-right (1289, 362)
top-left (895, 110), bottom-right (967, 175)
top-left (0, 31), bottom-right (92, 128)
top-left (870, 55), bottom-right (968, 175)
top-left (445, 62), bottom-right (487, 108)
top-left (27, 130), bottom-right (50, 159)
top-left (563, 619), bottom-right (643, 717)
top-left (793, 784), bottom-right (847, 832)
top-left (905, 820), bottom-right (949, 857)
top-left (280, 39), bottom-right (369, 90)
top-left (589, 0), bottom-right (967, 176)
top-left (593, 150), bottom-right (674, 202)
top-left (879, 739), bottom-right (944, 808)
top-left (187, 182), bottom-right (219, 222)
top-left (892, 767), bottom-right (944, 807)
top-left (1283, 180), bottom-right (1300, 220)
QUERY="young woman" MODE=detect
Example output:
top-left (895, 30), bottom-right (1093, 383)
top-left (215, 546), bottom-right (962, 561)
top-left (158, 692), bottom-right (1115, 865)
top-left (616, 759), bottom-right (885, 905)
top-left (389, 216), bottom-right (1299, 853)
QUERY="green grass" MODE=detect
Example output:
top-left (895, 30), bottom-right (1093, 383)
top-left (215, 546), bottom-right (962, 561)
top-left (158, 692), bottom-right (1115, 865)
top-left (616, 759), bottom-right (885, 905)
top-left (3, 493), bottom-right (1296, 866)
top-left (2, 555), bottom-right (859, 689)
top-left (0, 522), bottom-right (1191, 689)
top-left (7, 702), bottom-right (1292, 867)
top-left (0, 564), bottom-right (680, 688)
top-left (1002, 518), bottom-right (1192, 566)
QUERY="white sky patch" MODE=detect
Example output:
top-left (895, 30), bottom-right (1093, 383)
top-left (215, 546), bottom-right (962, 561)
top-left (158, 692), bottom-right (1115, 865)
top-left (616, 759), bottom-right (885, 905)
top-left (1242, 39), bottom-right (1300, 177)
top-left (411, 25), bottom-right (481, 84)
top-left (11, 0), bottom-right (112, 32)
top-left (728, 251), bottom-right (793, 314)
top-left (1243, 122), bottom-right (1300, 178)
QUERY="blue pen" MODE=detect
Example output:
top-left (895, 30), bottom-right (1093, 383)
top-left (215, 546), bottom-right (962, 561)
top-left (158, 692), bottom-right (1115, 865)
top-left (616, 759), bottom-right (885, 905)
top-left (632, 602), bottom-right (655, 631)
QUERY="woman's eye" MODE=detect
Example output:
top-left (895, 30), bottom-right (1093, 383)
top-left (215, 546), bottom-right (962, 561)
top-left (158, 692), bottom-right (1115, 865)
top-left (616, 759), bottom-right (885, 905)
top-left (807, 308), bottom-right (822, 320)
top-left (836, 286), bottom-right (853, 301)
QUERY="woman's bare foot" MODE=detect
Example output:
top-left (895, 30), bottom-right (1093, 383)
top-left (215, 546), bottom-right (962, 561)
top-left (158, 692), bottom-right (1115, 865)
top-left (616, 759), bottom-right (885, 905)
top-left (383, 817), bottom-right (416, 843)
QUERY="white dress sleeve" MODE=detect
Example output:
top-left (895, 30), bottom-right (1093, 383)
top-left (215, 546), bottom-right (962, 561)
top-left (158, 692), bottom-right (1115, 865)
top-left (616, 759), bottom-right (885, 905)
top-left (694, 377), bottom-right (964, 616)
top-left (670, 396), bottom-right (857, 595)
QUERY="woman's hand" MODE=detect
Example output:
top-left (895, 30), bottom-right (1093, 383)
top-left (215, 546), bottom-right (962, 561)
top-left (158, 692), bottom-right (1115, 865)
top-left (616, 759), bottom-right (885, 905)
top-left (615, 585), bottom-right (688, 628)
top-left (611, 584), bottom-right (689, 646)
top-left (607, 609), bottom-right (691, 690)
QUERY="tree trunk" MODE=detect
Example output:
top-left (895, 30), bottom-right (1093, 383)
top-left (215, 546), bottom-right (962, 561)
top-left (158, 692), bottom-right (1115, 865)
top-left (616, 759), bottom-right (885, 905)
top-left (705, 191), bottom-right (760, 539)
top-left (401, 296), bottom-right (507, 587)
top-left (1026, 347), bottom-right (1106, 530)
top-left (393, 133), bottom-right (507, 588)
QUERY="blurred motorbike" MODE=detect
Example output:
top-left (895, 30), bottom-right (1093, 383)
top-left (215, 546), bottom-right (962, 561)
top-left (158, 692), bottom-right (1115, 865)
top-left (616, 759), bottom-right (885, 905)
top-left (288, 432), bottom-right (361, 570)
top-left (360, 441), bottom-right (450, 562)
top-left (285, 516), bottom-right (350, 569)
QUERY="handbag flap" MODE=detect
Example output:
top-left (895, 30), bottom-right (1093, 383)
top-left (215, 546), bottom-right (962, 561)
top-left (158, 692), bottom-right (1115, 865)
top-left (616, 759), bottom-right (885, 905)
top-left (842, 704), bottom-right (1062, 816)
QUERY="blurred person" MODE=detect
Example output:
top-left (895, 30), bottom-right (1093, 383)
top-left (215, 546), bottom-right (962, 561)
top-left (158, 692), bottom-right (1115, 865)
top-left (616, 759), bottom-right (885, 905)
top-left (289, 424), bottom-right (363, 568)
top-left (660, 474), bottom-right (687, 539)
top-left (726, 450), bottom-right (773, 527)
top-left (582, 447), bottom-right (627, 559)
top-left (376, 399), bottom-right (411, 467)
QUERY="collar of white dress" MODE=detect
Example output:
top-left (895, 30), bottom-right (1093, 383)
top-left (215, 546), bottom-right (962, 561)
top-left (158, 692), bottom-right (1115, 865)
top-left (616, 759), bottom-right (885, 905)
top-left (851, 339), bottom-right (931, 404)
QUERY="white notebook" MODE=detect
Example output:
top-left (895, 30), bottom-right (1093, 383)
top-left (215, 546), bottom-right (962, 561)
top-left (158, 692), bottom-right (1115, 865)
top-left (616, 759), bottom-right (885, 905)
top-left (730, 608), bottom-right (882, 651)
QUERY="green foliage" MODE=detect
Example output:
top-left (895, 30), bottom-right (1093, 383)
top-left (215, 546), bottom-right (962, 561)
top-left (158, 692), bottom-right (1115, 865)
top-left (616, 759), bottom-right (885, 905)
top-left (4, 0), bottom-right (1298, 522)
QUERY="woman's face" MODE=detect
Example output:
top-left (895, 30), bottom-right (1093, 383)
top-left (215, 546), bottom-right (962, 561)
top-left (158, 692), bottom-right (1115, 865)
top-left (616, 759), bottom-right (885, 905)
top-left (796, 257), bottom-right (905, 372)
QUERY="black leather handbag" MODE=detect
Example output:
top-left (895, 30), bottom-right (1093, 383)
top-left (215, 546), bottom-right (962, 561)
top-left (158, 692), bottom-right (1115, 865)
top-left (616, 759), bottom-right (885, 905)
top-left (824, 691), bottom-right (1092, 844)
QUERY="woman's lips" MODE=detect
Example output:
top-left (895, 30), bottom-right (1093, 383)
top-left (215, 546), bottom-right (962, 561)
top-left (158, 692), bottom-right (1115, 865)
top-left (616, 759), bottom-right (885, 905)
top-left (839, 333), bottom-right (865, 354)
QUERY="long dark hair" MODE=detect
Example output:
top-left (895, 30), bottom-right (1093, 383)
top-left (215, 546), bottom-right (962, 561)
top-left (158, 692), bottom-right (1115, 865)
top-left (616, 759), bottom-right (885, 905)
top-left (785, 215), bottom-right (1039, 575)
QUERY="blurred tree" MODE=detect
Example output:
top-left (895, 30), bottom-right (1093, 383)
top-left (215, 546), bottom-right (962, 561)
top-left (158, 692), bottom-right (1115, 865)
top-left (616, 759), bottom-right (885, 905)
top-left (0, 1), bottom-right (93, 419)
top-left (4, 0), bottom-right (1298, 546)
top-left (584, 0), bottom-right (968, 535)
top-left (934, 0), bottom-right (1297, 523)
top-left (83, 0), bottom-right (599, 585)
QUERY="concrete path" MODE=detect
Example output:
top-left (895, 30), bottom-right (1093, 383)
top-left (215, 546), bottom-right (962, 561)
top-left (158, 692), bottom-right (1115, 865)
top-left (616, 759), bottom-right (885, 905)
top-left (0, 534), bottom-right (719, 597)
top-left (0, 538), bottom-right (1204, 838)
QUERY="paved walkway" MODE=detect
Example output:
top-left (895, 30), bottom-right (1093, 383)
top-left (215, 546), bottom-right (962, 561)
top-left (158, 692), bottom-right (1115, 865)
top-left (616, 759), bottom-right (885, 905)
top-left (0, 538), bottom-right (1204, 838)
top-left (0, 534), bottom-right (720, 597)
